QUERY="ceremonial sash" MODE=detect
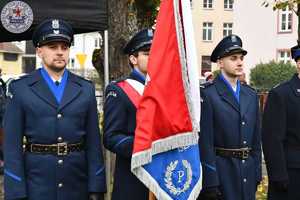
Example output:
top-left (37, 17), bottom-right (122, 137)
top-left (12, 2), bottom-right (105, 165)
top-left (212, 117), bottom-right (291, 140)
top-left (117, 79), bottom-right (144, 108)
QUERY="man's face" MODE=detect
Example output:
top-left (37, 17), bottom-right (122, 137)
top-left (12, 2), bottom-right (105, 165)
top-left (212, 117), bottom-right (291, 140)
top-left (218, 53), bottom-right (244, 78)
top-left (37, 41), bottom-right (70, 73)
top-left (129, 50), bottom-right (150, 75)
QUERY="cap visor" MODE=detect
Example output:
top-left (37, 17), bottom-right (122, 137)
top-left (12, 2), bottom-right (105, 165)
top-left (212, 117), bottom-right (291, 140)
top-left (39, 37), bottom-right (71, 47)
top-left (221, 48), bottom-right (247, 58)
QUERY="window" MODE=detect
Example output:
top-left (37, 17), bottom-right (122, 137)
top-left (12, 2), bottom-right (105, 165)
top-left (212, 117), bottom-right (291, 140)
top-left (279, 7), bottom-right (292, 32)
top-left (203, 22), bottom-right (213, 41)
top-left (22, 57), bottom-right (36, 73)
top-left (223, 23), bottom-right (233, 37)
top-left (203, 0), bottom-right (213, 9)
top-left (69, 58), bottom-right (75, 68)
top-left (224, 0), bottom-right (233, 10)
top-left (277, 50), bottom-right (290, 63)
top-left (71, 40), bottom-right (75, 47)
top-left (201, 56), bottom-right (212, 74)
top-left (3, 53), bottom-right (18, 61)
top-left (95, 38), bottom-right (100, 48)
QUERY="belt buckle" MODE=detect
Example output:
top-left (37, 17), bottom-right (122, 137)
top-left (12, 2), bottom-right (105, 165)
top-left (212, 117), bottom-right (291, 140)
top-left (241, 149), bottom-right (249, 159)
top-left (57, 142), bottom-right (68, 156)
top-left (30, 144), bottom-right (35, 153)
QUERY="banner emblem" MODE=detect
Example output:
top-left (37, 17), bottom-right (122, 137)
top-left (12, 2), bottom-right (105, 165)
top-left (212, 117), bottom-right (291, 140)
top-left (164, 160), bottom-right (193, 196)
top-left (1, 1), bottom-right (33, 34)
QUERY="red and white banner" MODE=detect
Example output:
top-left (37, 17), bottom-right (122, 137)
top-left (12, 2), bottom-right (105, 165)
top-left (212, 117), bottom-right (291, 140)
top-left (131, 0), bottom-right (201, 199)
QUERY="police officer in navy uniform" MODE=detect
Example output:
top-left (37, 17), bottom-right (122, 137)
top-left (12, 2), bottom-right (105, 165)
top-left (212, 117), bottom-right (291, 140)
top-left (3, 19), bottom-right (106, 200)
top-left (198, 35), bottom-right (262, 200)
top-left (262, 45), bottom-right (300, 200)
top-left (103, 29), bottom-right (153, 200)
top-left (0, 68), bottom-right (6, 173)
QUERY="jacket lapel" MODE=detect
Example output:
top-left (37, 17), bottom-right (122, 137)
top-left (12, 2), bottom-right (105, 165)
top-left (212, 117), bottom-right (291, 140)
top-left (28, 70), bottom-right (59, 109)
top-left (289, 74), bottom-right (300, 97)
top-left (239, 86), bottom-right (252, 117)
top-left (215, 76), bottom-right (240, 112)
top-left (58, 72), bottom-right (82, 110)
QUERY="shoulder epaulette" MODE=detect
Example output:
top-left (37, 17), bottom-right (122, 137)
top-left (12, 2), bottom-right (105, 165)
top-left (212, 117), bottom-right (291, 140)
top-left (243, 84), bottom-right (257, 92)
top-left (114, 77), bottom-right (127, 83)
top-left (272, 80), bottom-right (289, 89)
top-left (14, 73), bottom-right (28, 81)
top-left (76, 75), bottom-right (93, 84)
top-left (6, 74), bottom-right (28, 86)
top-left (109, 75), bottom-right (130, 85)
top-left (200, 80), bottom-right (214, 89)
top-left (272, 83), bottom-right (280, 89)
top-left (5, 75), bottom-right (27, 98)
top-left (68, 71), bottom-right (93, 84)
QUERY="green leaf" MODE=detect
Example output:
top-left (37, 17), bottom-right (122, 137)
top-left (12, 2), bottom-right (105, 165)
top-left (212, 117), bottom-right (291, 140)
top-left (250, 60), bottom-right (296, 91)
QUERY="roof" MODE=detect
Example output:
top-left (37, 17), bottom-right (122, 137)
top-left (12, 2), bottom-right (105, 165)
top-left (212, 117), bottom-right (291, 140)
top-left (0, 42), bottom-right (24, 54)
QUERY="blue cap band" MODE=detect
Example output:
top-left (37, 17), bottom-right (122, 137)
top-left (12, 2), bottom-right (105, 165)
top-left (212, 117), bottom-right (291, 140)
top-left (293, 50), bottom-right (300, 60)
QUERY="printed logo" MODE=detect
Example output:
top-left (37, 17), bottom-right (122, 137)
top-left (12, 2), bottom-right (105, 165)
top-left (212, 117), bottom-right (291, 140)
top-left (178, 146), bottom-right (191, 152)
top-left (1, 1), bottom-right (33, 34)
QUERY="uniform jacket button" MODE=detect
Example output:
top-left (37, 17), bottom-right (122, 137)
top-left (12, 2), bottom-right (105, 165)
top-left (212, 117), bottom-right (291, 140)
top-left (58, 183), bottom-right (63, 188)
top-left (57, 137), bottom-right (63, 142)
top-left (57, 113), bottom-right (62, 119)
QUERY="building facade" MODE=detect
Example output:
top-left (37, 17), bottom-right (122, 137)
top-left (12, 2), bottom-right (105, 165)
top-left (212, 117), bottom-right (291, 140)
top-left (0, 42), bottom-right (23, 75)
top-left (192, 0), bottom-right (234, 76)
top-left (233, 1), bottom-right (298, 79)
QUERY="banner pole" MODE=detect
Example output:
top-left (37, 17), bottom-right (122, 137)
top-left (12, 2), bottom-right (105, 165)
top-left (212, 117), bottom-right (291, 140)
top-left (149, 191), bottom-right (156, 200)
top-left (104, 29), bottom-right (111, 200)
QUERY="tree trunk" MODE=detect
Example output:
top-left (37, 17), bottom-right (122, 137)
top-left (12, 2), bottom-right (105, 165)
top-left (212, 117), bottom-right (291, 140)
top-left (91, 2), bottom-right (139, 199)
top-left (92, 1), bottom-right (138, 84)
top-left (148, 191), bottom-right (157, 200)
top-left (107, 0), bottom-right (139, 80)
top-left (92, 1), bottom-right (159, 84)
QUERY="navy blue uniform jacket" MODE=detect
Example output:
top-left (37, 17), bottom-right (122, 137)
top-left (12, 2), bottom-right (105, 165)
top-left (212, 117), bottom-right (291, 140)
top-left (199, 75), bottom-right (261, 200)
top-left (262, 74), bottom-right (300, 200)
top-left (3, 70), bottom-right (106, 200)
top-left (103, 71), bottom-right (148, 200)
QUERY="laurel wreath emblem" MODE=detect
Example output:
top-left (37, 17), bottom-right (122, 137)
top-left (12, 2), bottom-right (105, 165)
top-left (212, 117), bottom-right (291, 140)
top-left (164, 160), bottom-right (193, 196)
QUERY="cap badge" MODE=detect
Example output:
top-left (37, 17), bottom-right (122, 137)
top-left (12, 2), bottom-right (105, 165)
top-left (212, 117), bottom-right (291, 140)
top-left (52, 19), bottom-right (59, 29)
top-left (231, 35), bottom-right (237, 43)
top-left (53, 30), bottom-right (60, 34)
top-left (148, 29), bottom-right (153, 37)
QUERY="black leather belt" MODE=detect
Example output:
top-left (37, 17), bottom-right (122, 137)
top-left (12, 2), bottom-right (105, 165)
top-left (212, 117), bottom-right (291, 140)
top-left (287, 143), bottom-right (300, 150)
top-left (215, 147), bottom-right (252, 159)
top-left (25, 142), bottom-right (84, 156)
